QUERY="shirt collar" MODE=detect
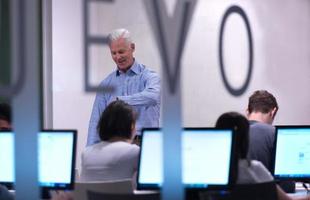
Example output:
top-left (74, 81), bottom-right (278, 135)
top-left (249, 120), bottom-right (259, 125)
top-left (116, 59), bottom-right (139, 76)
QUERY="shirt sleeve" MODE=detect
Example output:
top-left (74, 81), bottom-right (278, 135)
top-left (117, 70), bottom-right (161, 106)
top-left (86, 91), bottom-right (107, 146)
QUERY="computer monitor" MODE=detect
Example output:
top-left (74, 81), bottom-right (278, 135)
top-left (272, 126), bottom-right (310, 181)
top-left (0, 131), bottom-right (14, 189)
top-left (0, 130), bottom-right (77, 190)
top-left (137, 128), bottom-right (235, 190)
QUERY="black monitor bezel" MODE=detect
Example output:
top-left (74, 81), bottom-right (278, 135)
top-left (271, 125), bottom-right (310, 182)
top-left (0, 129), bottom-right (77, 191)
top-left (137, 127), bottom-right (236, 191)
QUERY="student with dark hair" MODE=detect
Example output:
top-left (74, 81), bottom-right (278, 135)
top-left (246, 90), bottom-right (278, 171)
top-left (215, 112), bottom-right (310, 200)
top-left (247, 90), bottom-right (295, 192)
top-left (216, 112), bottom-right (272, 184)
top-left (0, 102), bottom-right (12, 131)
top-left (80, 100), bottom-right (139, 182)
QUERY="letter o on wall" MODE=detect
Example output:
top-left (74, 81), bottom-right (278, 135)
top-left (219, 5), bottom-right (253, 96)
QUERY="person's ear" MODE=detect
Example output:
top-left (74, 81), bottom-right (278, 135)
top-left (131, 123), bottom-right (136, 140)
top-left (131, 123), bottom-right (136, 132)
top-left (245, 109), bottom-right (250, 118)
top-left (130, 43), bottom-right (135, 52)
top-left (270, 107), bottom-right (277, 119)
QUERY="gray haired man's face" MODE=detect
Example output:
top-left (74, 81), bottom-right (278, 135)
top-left (110, 38), bottom-right (135, 72)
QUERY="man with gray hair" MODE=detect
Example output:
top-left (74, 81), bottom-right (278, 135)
top-left (87, 28), bottom-right (161, 146)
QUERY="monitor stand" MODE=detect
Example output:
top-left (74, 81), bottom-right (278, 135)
top-left (190, 190), bottom-right (230, 200)
top-left (277, 180), bottom-right (296, 193)
top-left (41, 188), bottom-right (51, 200)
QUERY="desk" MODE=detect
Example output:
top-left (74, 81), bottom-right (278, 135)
top-left (288, 182), bottom-right (309, 198)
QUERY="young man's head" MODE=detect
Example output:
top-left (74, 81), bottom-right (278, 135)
top-left (97, 100), bottom-right (137, 142)
top-left (0, 103), bottom-right (12, 131)
top-left (247, 90), bottom-right (278, 124)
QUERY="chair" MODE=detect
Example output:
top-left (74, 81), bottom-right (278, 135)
top-left (73, 179), bottom-right (134, 200)
top-left (200, 181), bottom-right (278, 200)
top-left (87, 191), bottom-right (160, 200)
top-left (230, 181), bottom-right (278, 200)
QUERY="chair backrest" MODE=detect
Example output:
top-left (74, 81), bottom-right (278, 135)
top-left (73, 179), bottom-right (134, 200)
top-left (230, 181), bottom-right (278, 200)
top-left (87, 191), bottom-right (160, 200)
top-left (199, 181), bottom-right (278, 200)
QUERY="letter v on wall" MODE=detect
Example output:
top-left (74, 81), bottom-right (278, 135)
top-left (144, 0), bottom-right (197, 94)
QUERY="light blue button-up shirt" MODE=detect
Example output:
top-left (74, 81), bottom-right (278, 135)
top-left (87, 60), bottom-right (161, 146)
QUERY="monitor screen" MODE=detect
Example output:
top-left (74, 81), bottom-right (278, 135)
top-left (272, 126), bottom-right (310, 181)
top-left (0, 130), bottom-right (77, 190)
top-left (137, 128), bottom-right (235, 190)
top-left (0, 131), bottom-right (14, 189)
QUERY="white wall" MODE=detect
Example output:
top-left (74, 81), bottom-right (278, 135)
top-left (52, 0), bottom-right (310, 170)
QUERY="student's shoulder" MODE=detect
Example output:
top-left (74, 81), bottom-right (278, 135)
top-left (111, 142), bottom-right (140, 159)
top-left (251, 160), bottom-right (266, 168)
top-left (250, 121), bottom-right (275, 132)
top-left (121, 142), bottom-right (140, 150)
top-left (123, 143), bottom-right (140, 154)
top-left (83, 142), bottom-right (106, 154)
top-left (131, 143), bottom-right (140, 151)
top-left (239, 159), bottom-right (266, 171)
top-left (251, 160), bottom-right (274, 182)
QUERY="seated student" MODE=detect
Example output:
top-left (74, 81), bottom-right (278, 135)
top-left (215, 112), bottom-right (310, 200)
top-left (80, 100), bottom-right (140, 182)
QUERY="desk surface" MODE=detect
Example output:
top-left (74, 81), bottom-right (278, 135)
top-left (8, 182), bottom-right (310, 199)
top-left (288, 182), bottom-right (309, 197)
